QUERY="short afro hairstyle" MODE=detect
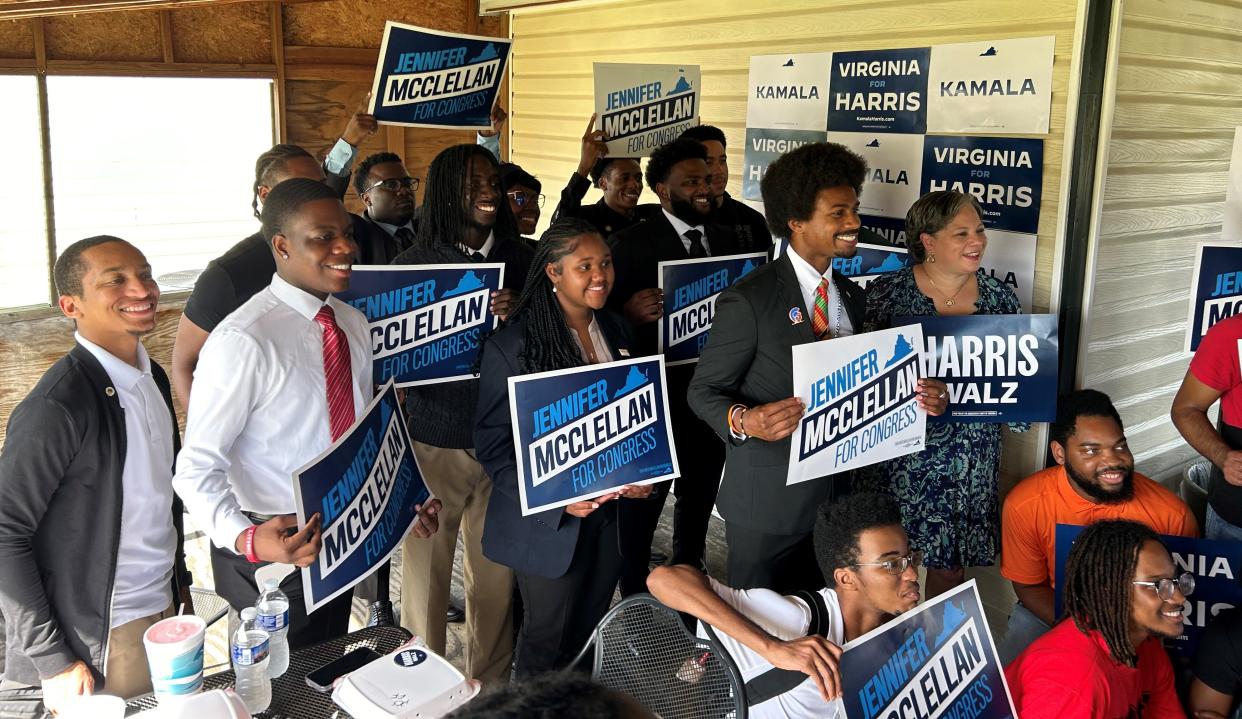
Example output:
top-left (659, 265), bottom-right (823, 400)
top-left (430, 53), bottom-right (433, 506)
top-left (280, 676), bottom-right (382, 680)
top-left (54, 235), bottom-right (133, 298)
top-left (260, 177), bottom-right (341, 243)
top-left (680, 124), bottom-right (728, 148)
top-left (1050, 389), bottom-right (1125, 448)
top-left (813, 492), bottom-right (905, 588)
top-left (643, 138), bottom-right (708, 192)
top-left (354, 151), bottom-right (404, 196)
top-left (760, 142), bottom-right (867, 240)
top-left (500, 162), bottom-right (542, 194)
top-left (589, 156), bottom-right (640, 186)
top-left (446, 672), bottom-right (634, 719)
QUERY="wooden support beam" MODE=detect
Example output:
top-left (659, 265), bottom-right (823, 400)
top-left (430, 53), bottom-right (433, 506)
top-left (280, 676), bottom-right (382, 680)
top-left (41, 59), bottom-right (276, 77)
top-left (385, 125), bottom-right (405, 159)
top-left (32, 17), bottom-right (46, 74)
top-left (269, 1), bottom-right (287, 142)
top-left (0, 0), bottom-right (329, 20)
top-left (158, 9), bottom-right (174, 63)
top-left (466, 0), bottom-right (479, 34)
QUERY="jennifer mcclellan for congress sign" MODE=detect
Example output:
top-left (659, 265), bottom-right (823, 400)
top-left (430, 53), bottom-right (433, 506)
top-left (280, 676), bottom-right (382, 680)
top-left (509, 356), bottom-right (678, 515)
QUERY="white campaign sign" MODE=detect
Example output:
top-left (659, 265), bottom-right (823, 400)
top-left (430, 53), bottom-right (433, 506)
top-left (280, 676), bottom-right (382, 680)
top-left (979, 229), bottom-right (1037, 310)
top-left (594, 62), bottom-right (701, 157)
top-left (926, 36), bottom-right (1055, 135)
top-left (788, 325), bottom-right (927, 485)
top-left (826, 131), bottom-right (924, 219)
top-left (745, 52), bottom-right (832, 131)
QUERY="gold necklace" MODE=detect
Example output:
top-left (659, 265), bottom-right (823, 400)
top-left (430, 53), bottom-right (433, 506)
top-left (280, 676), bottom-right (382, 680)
top-left (921, 265), bottom-right (972, 307)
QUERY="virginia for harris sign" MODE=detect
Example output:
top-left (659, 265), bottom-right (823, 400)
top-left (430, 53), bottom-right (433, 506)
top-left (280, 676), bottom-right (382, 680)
top-left (369, 22), bottom-right (511, 129)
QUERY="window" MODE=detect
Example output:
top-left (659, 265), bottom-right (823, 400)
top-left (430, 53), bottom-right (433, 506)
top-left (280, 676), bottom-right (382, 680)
top-left (0, 75), bottom-right (50, 310)
top-left (4, 75), bottom-right (275, 310)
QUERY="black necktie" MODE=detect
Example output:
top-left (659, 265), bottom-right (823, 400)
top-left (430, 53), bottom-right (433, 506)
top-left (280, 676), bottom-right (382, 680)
top-left (470, 251), bottom-right (486, 262)
top-left (685, 229), bottom-right (707, 258)
top-left (394, 227), bottom-right (415, 251)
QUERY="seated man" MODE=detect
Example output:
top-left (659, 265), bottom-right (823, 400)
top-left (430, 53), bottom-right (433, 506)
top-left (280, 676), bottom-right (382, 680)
top-left (1005, 519), bottom-right (1188, 718)
top-left (999, 389), bottom-right (1198, 661)
top-left (1192, 608), bottom-right (1242, 719)
top-left (646, 492), bottom-right (921, 718)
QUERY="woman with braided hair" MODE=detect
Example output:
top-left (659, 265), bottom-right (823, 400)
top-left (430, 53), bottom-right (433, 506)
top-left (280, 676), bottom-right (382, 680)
top-left (1005, 519), bottom-right (1190, 718)
top-left (474, 217), bottom-right (654, 678)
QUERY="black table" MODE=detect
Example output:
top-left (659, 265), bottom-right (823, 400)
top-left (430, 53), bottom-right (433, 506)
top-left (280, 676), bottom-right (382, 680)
top-left (126, 625), bottom-right (413, 717)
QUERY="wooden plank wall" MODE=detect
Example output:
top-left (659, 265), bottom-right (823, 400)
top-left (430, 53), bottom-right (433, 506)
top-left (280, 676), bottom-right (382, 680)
top-left (0, 1), bottom-right (507, 444)
top-left (506, 0), bottom-right (1082, 483)
top-left (1080, 0), bottom-right (1242, 484)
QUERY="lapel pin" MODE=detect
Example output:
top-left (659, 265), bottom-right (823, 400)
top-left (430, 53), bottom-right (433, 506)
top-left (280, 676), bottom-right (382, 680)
top-left (789, 307), bottom-right (804, 325)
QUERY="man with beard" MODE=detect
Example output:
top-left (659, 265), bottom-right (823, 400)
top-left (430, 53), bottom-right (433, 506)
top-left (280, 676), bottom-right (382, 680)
top-left (648, 493), bottom-right (922, 718)
top-left (551, 114), bottom-right (656, 237)
top-left (688, 142), bottom-right (947, 593)
top-left (679, 125), bottom-right (771, 253)
top-left (353, 151), bottom-right (419, 262)
top-left (391, 144), bottom-right (532, 688)
top-left (607, 138), bottom-right (740, 596)
top-left (998, 389), bottom-right (1197, 662)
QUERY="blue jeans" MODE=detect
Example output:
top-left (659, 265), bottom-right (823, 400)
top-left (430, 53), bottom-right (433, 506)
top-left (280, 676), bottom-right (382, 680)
top-left (999, 601), bottom-right (1051, 666)
top-left (1206, 504), bottom-right (1242, 542)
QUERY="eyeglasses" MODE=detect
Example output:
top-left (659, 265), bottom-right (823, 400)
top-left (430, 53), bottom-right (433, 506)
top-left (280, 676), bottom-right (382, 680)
top-left (506, 190), bottom-right (545, 208)
top-left (361, 176), bottom-right (419, 195)
top-left (853, 550), bottom-right (923, 575)
top-left (1132, 572), bottom-right (1195, 601)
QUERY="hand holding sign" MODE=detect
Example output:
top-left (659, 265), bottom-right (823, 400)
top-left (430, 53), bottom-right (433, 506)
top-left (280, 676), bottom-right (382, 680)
top-left (577, 113), bottom-right (610, 178)
top-left (740, 397), bottom-right (804, 441)
top-left (479, 103), bottom-right (507, 138)
top-left (342, 93), bottom-right (379, 148)
top-left (491, 288), bottom-right (516, 321)
top-left (762, 635), bottom-right (843, 702)
top-left (916, 378), bottom-right (949, 415)
top-left (241, 514), bottom-right (323, 568)
top-left (623, 287), bottom-right (664, 324)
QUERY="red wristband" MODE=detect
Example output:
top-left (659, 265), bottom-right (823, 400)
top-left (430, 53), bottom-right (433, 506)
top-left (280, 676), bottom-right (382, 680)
top-left (243, 525), bottom-right (260, 564)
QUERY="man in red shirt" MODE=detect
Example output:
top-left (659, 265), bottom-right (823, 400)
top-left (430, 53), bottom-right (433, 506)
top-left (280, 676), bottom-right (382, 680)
top-left (999, 389), bottom-right (1197, 661)
top-left (1005, 519), bottom-right (1189, 719)
top-left (1172, 313), bottom-right (1242, 542)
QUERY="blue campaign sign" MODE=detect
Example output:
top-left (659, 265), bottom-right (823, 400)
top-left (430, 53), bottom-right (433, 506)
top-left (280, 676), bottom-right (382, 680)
top-left (841, 580), bottom-right (1016, 719)
top-left (1184, 243), bottom-right (1242, 352)
top-left (833, 242), bottom-right (910, 290)
top-left (1054, 524), bottom-right (1242, 658)
top-left (895, 314), bottom-right (1058, 423)
top-left (338, 264), bottom-right (504, 387)
top-left (658, 253), bottom-right (767, 365)
top-left (368, 22), bottom-right (510, 129)
top-left (508, 356), bottom-right (678, 515)
top-left (861, 215), bottom-right (909, 247)
top-left (742, 127), bottom-right (827, 200)
top-left (828, 47), bottom-right (931, 134)
top-left (294, 383), bottom-right (429, 614)
top-left (921, 136), bottom-right (1044, 235)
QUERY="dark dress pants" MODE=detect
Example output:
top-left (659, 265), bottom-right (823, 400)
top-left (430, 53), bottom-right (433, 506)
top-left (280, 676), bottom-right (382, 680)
top-left (514, 504), bottom-right (623, 679)
top-left (210, 544), bottom-right (353, 649)
top-left (723, 522), bottom-right (824, 595)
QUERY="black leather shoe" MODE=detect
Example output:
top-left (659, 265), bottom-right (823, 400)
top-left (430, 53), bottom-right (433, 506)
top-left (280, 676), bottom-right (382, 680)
top-left (447, 602), bottom-right (465, 623)
top-left (367, 600), bottom-right (395, 628)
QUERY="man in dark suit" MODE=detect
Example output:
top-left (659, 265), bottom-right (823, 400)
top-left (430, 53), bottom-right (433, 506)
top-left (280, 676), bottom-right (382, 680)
top-left (607, 138), bottom-right (740, 595)
top-left (0, 237), bottom-right (191, 715)
top-left (352, 151), bottom-right (420, 263)
top-left (680, 124), bottom-right (772, 253)
top-left (688, 142), bottom-right (947, 593)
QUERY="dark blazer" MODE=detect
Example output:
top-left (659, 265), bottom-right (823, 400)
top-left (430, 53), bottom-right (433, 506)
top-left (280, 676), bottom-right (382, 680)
top-left (354, 213), bottom-right (416, 265)
top-left (0, 345), bottom-right (189, 687)
top-left (475, 310), bottom-right (635, 579)
top-left (607, 211), bottom-right (741, 359)
top-left (687, 253), bottom-right (865, 535)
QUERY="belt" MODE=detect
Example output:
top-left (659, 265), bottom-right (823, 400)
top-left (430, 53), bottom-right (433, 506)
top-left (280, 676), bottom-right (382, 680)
top-left (242, 511), bottom-right (280, 524)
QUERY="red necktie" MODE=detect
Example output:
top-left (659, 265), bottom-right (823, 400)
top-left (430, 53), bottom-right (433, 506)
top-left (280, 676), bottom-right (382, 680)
top-left (314, 305), bottom-right (354, 441)
top-left (811, 277), bottom-right (831, 339)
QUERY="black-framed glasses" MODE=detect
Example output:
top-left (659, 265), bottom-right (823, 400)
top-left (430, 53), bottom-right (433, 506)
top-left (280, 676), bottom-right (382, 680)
top-left (361, 176), bottom-right (419, 195)
top-left (853, 550), bottom-right (923, 575)
top-left (1132, 572), bottom-right (1195, 601)
top-left (506, 190), bottom-right (545, 208)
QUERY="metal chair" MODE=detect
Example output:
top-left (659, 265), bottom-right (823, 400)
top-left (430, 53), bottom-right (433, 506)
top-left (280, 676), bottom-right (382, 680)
top-left (189, 586), bottom-right (231, 628)
top-left (568, 593), bottom-right (747, 719)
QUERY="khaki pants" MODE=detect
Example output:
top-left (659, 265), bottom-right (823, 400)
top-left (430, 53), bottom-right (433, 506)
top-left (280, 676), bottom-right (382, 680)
top-left (400, 442), bottom-right (513, 685)
top-left (100, 604), bottom-right (175, 699)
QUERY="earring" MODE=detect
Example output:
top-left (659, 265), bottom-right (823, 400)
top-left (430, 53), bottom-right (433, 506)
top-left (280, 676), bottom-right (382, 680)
top-left (552, 285), bottom-right (559, 293)
top-left (927, 253), bottom-right (936, 263)
top-left (281, 253), bottom-right (289, 259)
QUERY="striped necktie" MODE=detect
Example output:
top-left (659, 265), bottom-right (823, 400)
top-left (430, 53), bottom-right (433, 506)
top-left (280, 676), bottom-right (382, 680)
top-left (811, 277), bottom-right (831, 340)
top-left (314, 305), bottom-right (354, 441)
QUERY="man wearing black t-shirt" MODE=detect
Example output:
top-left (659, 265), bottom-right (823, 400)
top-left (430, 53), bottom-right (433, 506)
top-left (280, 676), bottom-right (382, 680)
top-left (1192, 609), bottom-right (1242, 719)
top-left (680, 125), bottom-right (772, 253)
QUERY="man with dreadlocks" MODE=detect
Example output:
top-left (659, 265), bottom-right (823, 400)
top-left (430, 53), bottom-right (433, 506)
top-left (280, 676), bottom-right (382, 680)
top-left (171, 103), bottom-right (378, 409)
top-left (475, 218), bottom-right (653, 678)
top-left (1005, 519), bottom-right (1189, 718)
top-left (391, 143), bottom-right (533, 687)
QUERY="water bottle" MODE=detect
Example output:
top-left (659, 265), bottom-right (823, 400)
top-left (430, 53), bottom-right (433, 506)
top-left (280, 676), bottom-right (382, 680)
top-left (231, 607), bottom-right (271, 714)
top-left (255, 578), bottom-right (290, 678)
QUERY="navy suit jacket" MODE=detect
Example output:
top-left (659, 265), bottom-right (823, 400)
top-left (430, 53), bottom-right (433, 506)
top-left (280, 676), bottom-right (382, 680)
top-left (474, 310), bottom-right (634, 578)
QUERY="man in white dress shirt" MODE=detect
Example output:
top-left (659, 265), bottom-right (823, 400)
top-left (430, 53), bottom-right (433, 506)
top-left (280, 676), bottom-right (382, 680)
top-left (647, 493), bottom-right (922, 718)
top-left (0, 237), bottom-right (191, 714)
top-left (173, 178), bottom-right (440, 647)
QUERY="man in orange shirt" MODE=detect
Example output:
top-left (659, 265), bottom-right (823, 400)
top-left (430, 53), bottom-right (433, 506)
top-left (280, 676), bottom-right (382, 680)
top-left (998, 389), bottom-right (1198, 663)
